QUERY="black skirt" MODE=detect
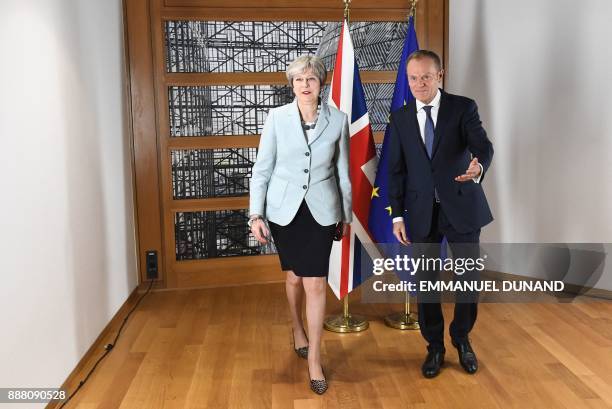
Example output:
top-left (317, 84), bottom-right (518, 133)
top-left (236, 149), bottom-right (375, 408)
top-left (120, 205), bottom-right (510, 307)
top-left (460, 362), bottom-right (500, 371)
top-left (268, 201), bottom-right (336, 277)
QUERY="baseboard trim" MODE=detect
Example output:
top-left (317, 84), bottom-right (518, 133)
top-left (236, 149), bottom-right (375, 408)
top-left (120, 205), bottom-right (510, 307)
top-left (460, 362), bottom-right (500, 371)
top-left (150, 278), bottom-right (286, 292)
top-left (46, 285), bottom-right (144, 409)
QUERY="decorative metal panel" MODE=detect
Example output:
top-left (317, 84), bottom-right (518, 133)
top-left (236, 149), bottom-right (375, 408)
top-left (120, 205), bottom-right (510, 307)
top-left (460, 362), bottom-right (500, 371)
top-left (175, 209), bottom-right (276, 260)
top-left (320, 83), bottom-right (394, 132)
top-left (316, 21), bottom-right (408, 71)
top-left (363, 83), bottom-right (395, 132)
top-left (172, 148), bottom-right (257, 199)
top-left (165, 20), bottom-right (408, 74)
top-left (167, 20), bottom-right (408, 261)
top-left (166, 21), bottom-right (326, 73)
top-left (168, 85), bottom-right (293, 136)
top-left (375, 143), bottom-right (383, 158)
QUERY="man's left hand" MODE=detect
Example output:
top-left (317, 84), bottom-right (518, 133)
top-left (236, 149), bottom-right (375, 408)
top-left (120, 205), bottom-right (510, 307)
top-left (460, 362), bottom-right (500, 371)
top-left (455, 157), bottom-right (481, 182)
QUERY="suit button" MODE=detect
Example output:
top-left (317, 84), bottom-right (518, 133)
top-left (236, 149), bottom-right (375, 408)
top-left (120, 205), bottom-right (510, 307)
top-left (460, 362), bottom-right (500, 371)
top-left (304, 169), bottom-right (309, 173)
top-left (303, 185), bottom-right (307, 190)
top-left (305, 152), bottom-right (310, 156)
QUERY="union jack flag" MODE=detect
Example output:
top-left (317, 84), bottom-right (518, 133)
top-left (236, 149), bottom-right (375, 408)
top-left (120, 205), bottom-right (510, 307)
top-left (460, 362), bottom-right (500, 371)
top-left (327, 20), bottom-right (379, 299)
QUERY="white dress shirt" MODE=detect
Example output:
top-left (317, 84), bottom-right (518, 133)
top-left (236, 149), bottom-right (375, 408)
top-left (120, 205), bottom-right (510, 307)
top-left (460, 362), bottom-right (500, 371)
top-left (392, 90), bottom-right (483, 224)
top-left (416, 89), bottom-right (442, 144)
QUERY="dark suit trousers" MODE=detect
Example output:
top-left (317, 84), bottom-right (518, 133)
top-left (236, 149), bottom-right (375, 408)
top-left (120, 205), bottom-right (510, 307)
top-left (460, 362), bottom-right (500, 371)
top-left (413, 201), bottom-right (480, 353)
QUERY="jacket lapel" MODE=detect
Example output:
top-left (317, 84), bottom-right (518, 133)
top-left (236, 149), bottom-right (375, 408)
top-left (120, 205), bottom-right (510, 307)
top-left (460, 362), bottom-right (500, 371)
top-left (308, 102), bottom-right (330, 146)
top-left (431, 89), bottom-right (449, 160)
top-left (407, 99), bottom-right (429, 159)
top-left (288, 100), bottom-right (309, 149)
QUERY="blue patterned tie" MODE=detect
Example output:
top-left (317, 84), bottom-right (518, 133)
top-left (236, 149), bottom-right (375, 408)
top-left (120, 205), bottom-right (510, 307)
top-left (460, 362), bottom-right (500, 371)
top-left (423, 105), bottom-right (440, 202)
top-left (423, 105), bottom-right (435, 158)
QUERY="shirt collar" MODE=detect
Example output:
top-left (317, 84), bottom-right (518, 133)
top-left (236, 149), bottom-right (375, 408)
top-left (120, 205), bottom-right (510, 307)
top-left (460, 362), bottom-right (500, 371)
top-left (415, 89), bottom-right (442, 112)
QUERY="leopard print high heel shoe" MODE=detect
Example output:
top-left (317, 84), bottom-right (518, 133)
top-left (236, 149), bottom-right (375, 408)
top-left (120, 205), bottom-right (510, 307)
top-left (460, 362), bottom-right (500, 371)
top-left (292, 329), bottom-right (308, 360)
top-left (308, 367), bottom-right (328, 395)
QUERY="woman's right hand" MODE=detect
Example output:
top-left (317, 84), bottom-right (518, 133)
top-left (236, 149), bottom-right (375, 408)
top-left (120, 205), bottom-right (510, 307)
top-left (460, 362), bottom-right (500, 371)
top-left (251, 219), bottom-right (271, 244)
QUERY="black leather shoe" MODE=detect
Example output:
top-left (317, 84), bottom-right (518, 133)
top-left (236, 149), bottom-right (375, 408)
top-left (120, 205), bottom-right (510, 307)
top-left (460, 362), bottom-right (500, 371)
top-left (452, 339), bottom-right (478, 374)
top-left (422, 349), bottom-right (445, 378)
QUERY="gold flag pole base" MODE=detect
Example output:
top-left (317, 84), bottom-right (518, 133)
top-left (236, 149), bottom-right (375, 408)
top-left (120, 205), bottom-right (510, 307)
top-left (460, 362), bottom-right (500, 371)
top-left (383, 312), bottom-right (420, 330)
top-left (324, 294), bottom-right (369, 333)
top-left (384, 291), bottom-right (420, 330)
top-left (324, 313), bottom-right (369, 333)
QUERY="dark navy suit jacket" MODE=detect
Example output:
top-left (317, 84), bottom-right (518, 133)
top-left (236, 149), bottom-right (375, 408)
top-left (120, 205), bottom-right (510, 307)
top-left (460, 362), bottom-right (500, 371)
top-left (387, 89), bottom-right (494, 239)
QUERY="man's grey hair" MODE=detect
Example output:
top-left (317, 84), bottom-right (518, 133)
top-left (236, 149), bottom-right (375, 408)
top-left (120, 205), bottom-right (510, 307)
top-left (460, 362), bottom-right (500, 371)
top-left (406, 50), bottom-right (443, 71)
top-left (286, 55), bottom-right (327, 87)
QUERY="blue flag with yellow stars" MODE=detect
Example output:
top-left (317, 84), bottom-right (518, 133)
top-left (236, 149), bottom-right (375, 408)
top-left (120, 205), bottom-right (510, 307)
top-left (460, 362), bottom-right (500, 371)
top-left (368, 16), bottom-right (419, 243)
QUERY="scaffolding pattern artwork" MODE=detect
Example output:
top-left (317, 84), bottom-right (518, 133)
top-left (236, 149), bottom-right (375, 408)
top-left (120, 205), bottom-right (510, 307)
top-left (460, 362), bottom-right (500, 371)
top-left (320, 82), bottom-right (395, 132)
top-left (166, 20), bottom-right (407, 260)
top-left (166, 21), bottom-right (326, 73)
top-left (316, 21), bottom-right (408, 71)
top-left (165, 20), bottom-right (408, 73)
top-left (168, 85), bottom-right (292, 136)
top-left (375, 143), bottom-right (383, 158)
top-left (172, 148), bottom-right (256, 199)
top-left (175, 209), bottom-right (277, 260)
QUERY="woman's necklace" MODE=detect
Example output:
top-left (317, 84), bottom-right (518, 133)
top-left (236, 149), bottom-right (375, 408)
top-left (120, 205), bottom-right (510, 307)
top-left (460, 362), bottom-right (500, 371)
top-left (299, 104), bottom-right (320, 130)
top-left (302, 121), bottom-right (317, 130)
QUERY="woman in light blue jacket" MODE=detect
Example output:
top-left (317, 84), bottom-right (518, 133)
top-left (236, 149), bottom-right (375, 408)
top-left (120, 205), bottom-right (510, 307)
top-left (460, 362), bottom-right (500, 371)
top-left (249, 55), bottom-right (352, 395)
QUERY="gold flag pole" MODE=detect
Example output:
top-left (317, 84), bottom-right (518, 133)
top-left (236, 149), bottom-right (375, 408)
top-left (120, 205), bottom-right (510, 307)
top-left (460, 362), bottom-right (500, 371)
top-left (384, 285), bottom-right (419, 330)
top-left (324, 0), bottom-right (368, 333)
top-left (383, 0), bottom-right (420, 331)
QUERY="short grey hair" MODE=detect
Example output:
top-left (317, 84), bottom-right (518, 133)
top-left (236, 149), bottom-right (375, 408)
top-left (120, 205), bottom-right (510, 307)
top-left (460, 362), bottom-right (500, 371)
top-left (286, 55), bottom-right (327, 87)
top-left (406, 50), bottom-right (443, 71)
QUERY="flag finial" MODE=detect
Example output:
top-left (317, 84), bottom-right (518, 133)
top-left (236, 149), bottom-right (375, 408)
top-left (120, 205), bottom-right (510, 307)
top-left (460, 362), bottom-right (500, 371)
top-left (409, 0), bottom-right (418, 19)
top-left (343, 0), bottom-right (351, 22)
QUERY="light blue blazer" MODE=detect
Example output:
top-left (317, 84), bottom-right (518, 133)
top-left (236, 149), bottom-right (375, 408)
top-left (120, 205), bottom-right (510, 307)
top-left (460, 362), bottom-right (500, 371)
top-left (249, 100), bottom-right (352, 226)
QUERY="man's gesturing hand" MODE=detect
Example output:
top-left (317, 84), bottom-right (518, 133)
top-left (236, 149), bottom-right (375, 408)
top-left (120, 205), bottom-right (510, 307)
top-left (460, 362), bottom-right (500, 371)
top-left (455, 157), bottom-right (481, 182)
top-left (393, 220), bottom-right (411, 246)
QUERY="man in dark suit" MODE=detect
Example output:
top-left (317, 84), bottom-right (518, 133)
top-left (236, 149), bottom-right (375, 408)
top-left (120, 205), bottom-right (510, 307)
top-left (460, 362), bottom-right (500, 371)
top-left (387, 50), bottom-right (494, 378)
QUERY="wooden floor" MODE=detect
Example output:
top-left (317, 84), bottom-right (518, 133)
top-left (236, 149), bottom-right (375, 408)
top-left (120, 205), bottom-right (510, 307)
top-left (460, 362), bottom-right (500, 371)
top-left (58, 283), bottom-right (612, 409)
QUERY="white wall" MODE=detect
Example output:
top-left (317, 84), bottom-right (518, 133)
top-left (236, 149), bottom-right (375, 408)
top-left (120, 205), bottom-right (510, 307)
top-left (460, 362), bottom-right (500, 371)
top-left (448, 0), bottom-right (612, 290)
top-left (0, 0), bottom-right (137, 405)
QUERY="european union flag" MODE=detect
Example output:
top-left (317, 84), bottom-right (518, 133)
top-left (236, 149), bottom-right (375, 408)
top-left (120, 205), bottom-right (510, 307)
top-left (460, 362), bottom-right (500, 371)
top-left (368, 16), bottom-right (419, 243)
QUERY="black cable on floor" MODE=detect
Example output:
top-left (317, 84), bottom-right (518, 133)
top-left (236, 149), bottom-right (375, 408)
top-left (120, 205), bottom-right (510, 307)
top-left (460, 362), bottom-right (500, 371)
top-left (57, 279), bottom-right (155, 409)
